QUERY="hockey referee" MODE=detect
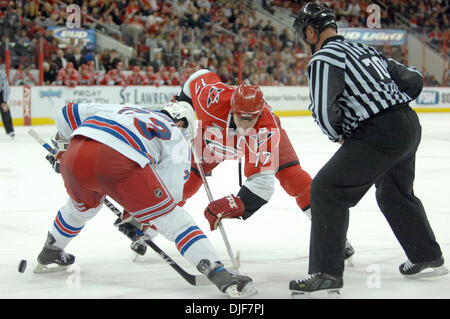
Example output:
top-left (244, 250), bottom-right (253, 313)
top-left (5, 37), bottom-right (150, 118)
top-left (289, 2), bottom-right (447, 295)
top-left (0, 70), bottom-right (15, 138)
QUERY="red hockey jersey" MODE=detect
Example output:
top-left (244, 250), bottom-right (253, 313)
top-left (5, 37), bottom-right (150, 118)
top-left (185, 70), bottom-right (283, 178)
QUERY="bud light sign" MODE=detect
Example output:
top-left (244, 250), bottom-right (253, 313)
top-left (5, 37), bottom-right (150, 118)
top-left (416, 91), bottom-right (439, 105)
top-left (47, 27), bottom-right (96, 51)
top-left (339, 28), bottom-right (407, 46)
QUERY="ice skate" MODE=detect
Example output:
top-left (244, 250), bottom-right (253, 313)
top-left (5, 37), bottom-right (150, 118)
top-left (34, 232), bottom-right (75, 273)
top-left (197, 259), bottom-right (257, 298)
top-left (130, 225), bottom-right (159, 262)
top-left (131, 239), bottom-right (148, 261)
top-left (344, 240), bottom-right (355, 267)
top-left (289, 273), bottom-right (343, 298)
top-left (400, 256), bottom-right (448, 279)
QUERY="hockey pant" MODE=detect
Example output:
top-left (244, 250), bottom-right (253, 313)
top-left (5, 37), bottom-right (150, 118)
top-left (50, 136), bottom-right (220, 267)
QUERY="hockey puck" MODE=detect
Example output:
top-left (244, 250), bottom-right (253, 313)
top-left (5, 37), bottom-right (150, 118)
top-left (18, 259), bottom-right (27, 273)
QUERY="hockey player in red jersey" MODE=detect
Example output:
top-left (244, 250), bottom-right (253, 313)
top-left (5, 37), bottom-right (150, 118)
top-left (177, 69), bottom-right (311, 221)
top-left (176, 69), bottom-right (355, 258)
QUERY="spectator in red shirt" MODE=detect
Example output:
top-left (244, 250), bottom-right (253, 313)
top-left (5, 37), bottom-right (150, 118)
top-left (56, 62), bottom-right (80, 87)
top-left (127, 66), bottom-right (146, 85)
top-left (12, 65), bottom-right (37, 85)
top-left (79, 64), bottom-right (97, 86)
top-left (428, 25), bottom-right (443, 47)
top-left (87, 61), bottom-right (100, 85)
top-left (168, 66), bottom-right (180, 85)
top-left (126, 0), bottom-right (140, 16)
top-left (143, 65), bottom-right (159, 85)
top-left (101, 62), bottom-right (127, 86)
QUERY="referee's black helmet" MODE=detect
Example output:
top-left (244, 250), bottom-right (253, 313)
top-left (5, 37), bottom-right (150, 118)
top-left (292, 2), bottom-right (337, 42)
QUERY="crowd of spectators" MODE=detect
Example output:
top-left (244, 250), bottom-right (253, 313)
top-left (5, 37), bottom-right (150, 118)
top-left (0, 0), bottom-right (448, 87)
top-left (271, 0), bottom-right (449, 50)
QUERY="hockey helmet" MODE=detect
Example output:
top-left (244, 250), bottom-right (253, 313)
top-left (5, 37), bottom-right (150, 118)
top-left (292, 2), bottom-right (337, 43)
top-left (230, 84), bottom-right (265, 120)
top-left (163, 101), bottom-right (197, 141)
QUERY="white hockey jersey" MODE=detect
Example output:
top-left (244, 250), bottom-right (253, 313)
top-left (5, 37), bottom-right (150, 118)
top-left (55, 103), bottom-right (191, 203)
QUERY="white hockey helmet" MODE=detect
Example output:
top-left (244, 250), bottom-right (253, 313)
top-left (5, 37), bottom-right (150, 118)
top-left (163, 101), bottom-right (197, 141)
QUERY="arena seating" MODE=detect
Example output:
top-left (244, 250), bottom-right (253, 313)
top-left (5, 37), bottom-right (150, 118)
top-left (0, 0), bottom-right (447, 86)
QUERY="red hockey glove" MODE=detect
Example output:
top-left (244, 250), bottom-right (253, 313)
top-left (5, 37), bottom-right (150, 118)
top-left (204, 194), bottom-right (245, 231)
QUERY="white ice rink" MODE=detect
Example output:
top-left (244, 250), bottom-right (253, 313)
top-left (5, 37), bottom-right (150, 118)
top-left (1, 113), bottom-right (449, 299)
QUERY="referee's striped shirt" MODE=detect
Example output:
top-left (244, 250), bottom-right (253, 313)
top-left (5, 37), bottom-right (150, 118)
top-left (307, 35), bottom-right (423, 142)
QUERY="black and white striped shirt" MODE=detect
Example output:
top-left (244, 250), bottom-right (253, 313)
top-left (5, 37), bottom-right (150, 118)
top-left (0, 70), bottom-right (10, 103)
top-left (307, 35), bottom-right (423, 142)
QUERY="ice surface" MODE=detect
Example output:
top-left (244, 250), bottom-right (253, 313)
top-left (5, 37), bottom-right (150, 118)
top-left (1, 113), bottom-right (449, 299)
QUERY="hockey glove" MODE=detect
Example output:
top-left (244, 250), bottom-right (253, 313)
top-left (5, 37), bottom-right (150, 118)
top-left (114, 210), bottom-right (143, 241)
top-left (204, 194), bottom-right (245, 231)
top-left (45, 136), bottom-right (69, 173)
top-left (114, 210), bottom-right (158, 255)
top-left (46, 153), bottom-right (61, 173)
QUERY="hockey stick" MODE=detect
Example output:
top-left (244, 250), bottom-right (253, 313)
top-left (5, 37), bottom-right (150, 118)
top-left (191, 143), bottom-right (241, 271)
top-left (28, 129), bottom-right (211, 287)
top-left (28, 129), bottom-right (57, 155)
top-left (103, 199), bottom-right (211, 286)
top-left (238, 158), bottom-right (243, 187)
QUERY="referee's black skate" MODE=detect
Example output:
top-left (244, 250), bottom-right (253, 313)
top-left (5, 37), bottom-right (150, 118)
top-left (289, 273), bottom-right (343, 298)
top-left (34, 232), bottom-right (75, 273)
top-left (197, 259), bottom-right (257, 298)
top-left (399, 256), bottom-right (448, 279)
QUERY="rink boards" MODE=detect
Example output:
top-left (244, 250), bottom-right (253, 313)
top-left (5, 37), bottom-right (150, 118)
top-left (3, 85), bottom-right (450, 126)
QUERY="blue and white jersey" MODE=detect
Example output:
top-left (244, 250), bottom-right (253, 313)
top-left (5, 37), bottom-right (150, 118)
top-left (55, 103), bottom-right (191, 203)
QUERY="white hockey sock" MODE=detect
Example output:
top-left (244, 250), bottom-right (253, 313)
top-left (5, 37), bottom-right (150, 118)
top-left (174, 225), bottom-right (220, 267)
top-left (50, 198), bottom-right (103, 249)
top-left (153, 206), bottom-right (221, 269)
top-left (51, 209), bottom-right (86, 249)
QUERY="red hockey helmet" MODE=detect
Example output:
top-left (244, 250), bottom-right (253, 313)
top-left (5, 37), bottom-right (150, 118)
top-left (230, 84), bottom-right (265, 120)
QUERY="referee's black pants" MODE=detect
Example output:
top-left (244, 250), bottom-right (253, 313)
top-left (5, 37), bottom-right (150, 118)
top-left (309, 105), bottom-right (443, 276)
top-left (1, 97), bottom-right (14, 135)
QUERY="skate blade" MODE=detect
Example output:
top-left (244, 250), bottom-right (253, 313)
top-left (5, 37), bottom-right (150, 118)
top-left (33, 263), bottom-right (69, 274)
top-left (403, 265), bottom-right (449, 279)
top-left (345, 256), bottom-right (354, 268)
top-left (225, 282), bottom-right (257, 298)
top-left (291, 289), bottom-right (341, 299)
top-left (132, 253), bottom-right (140, 262)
